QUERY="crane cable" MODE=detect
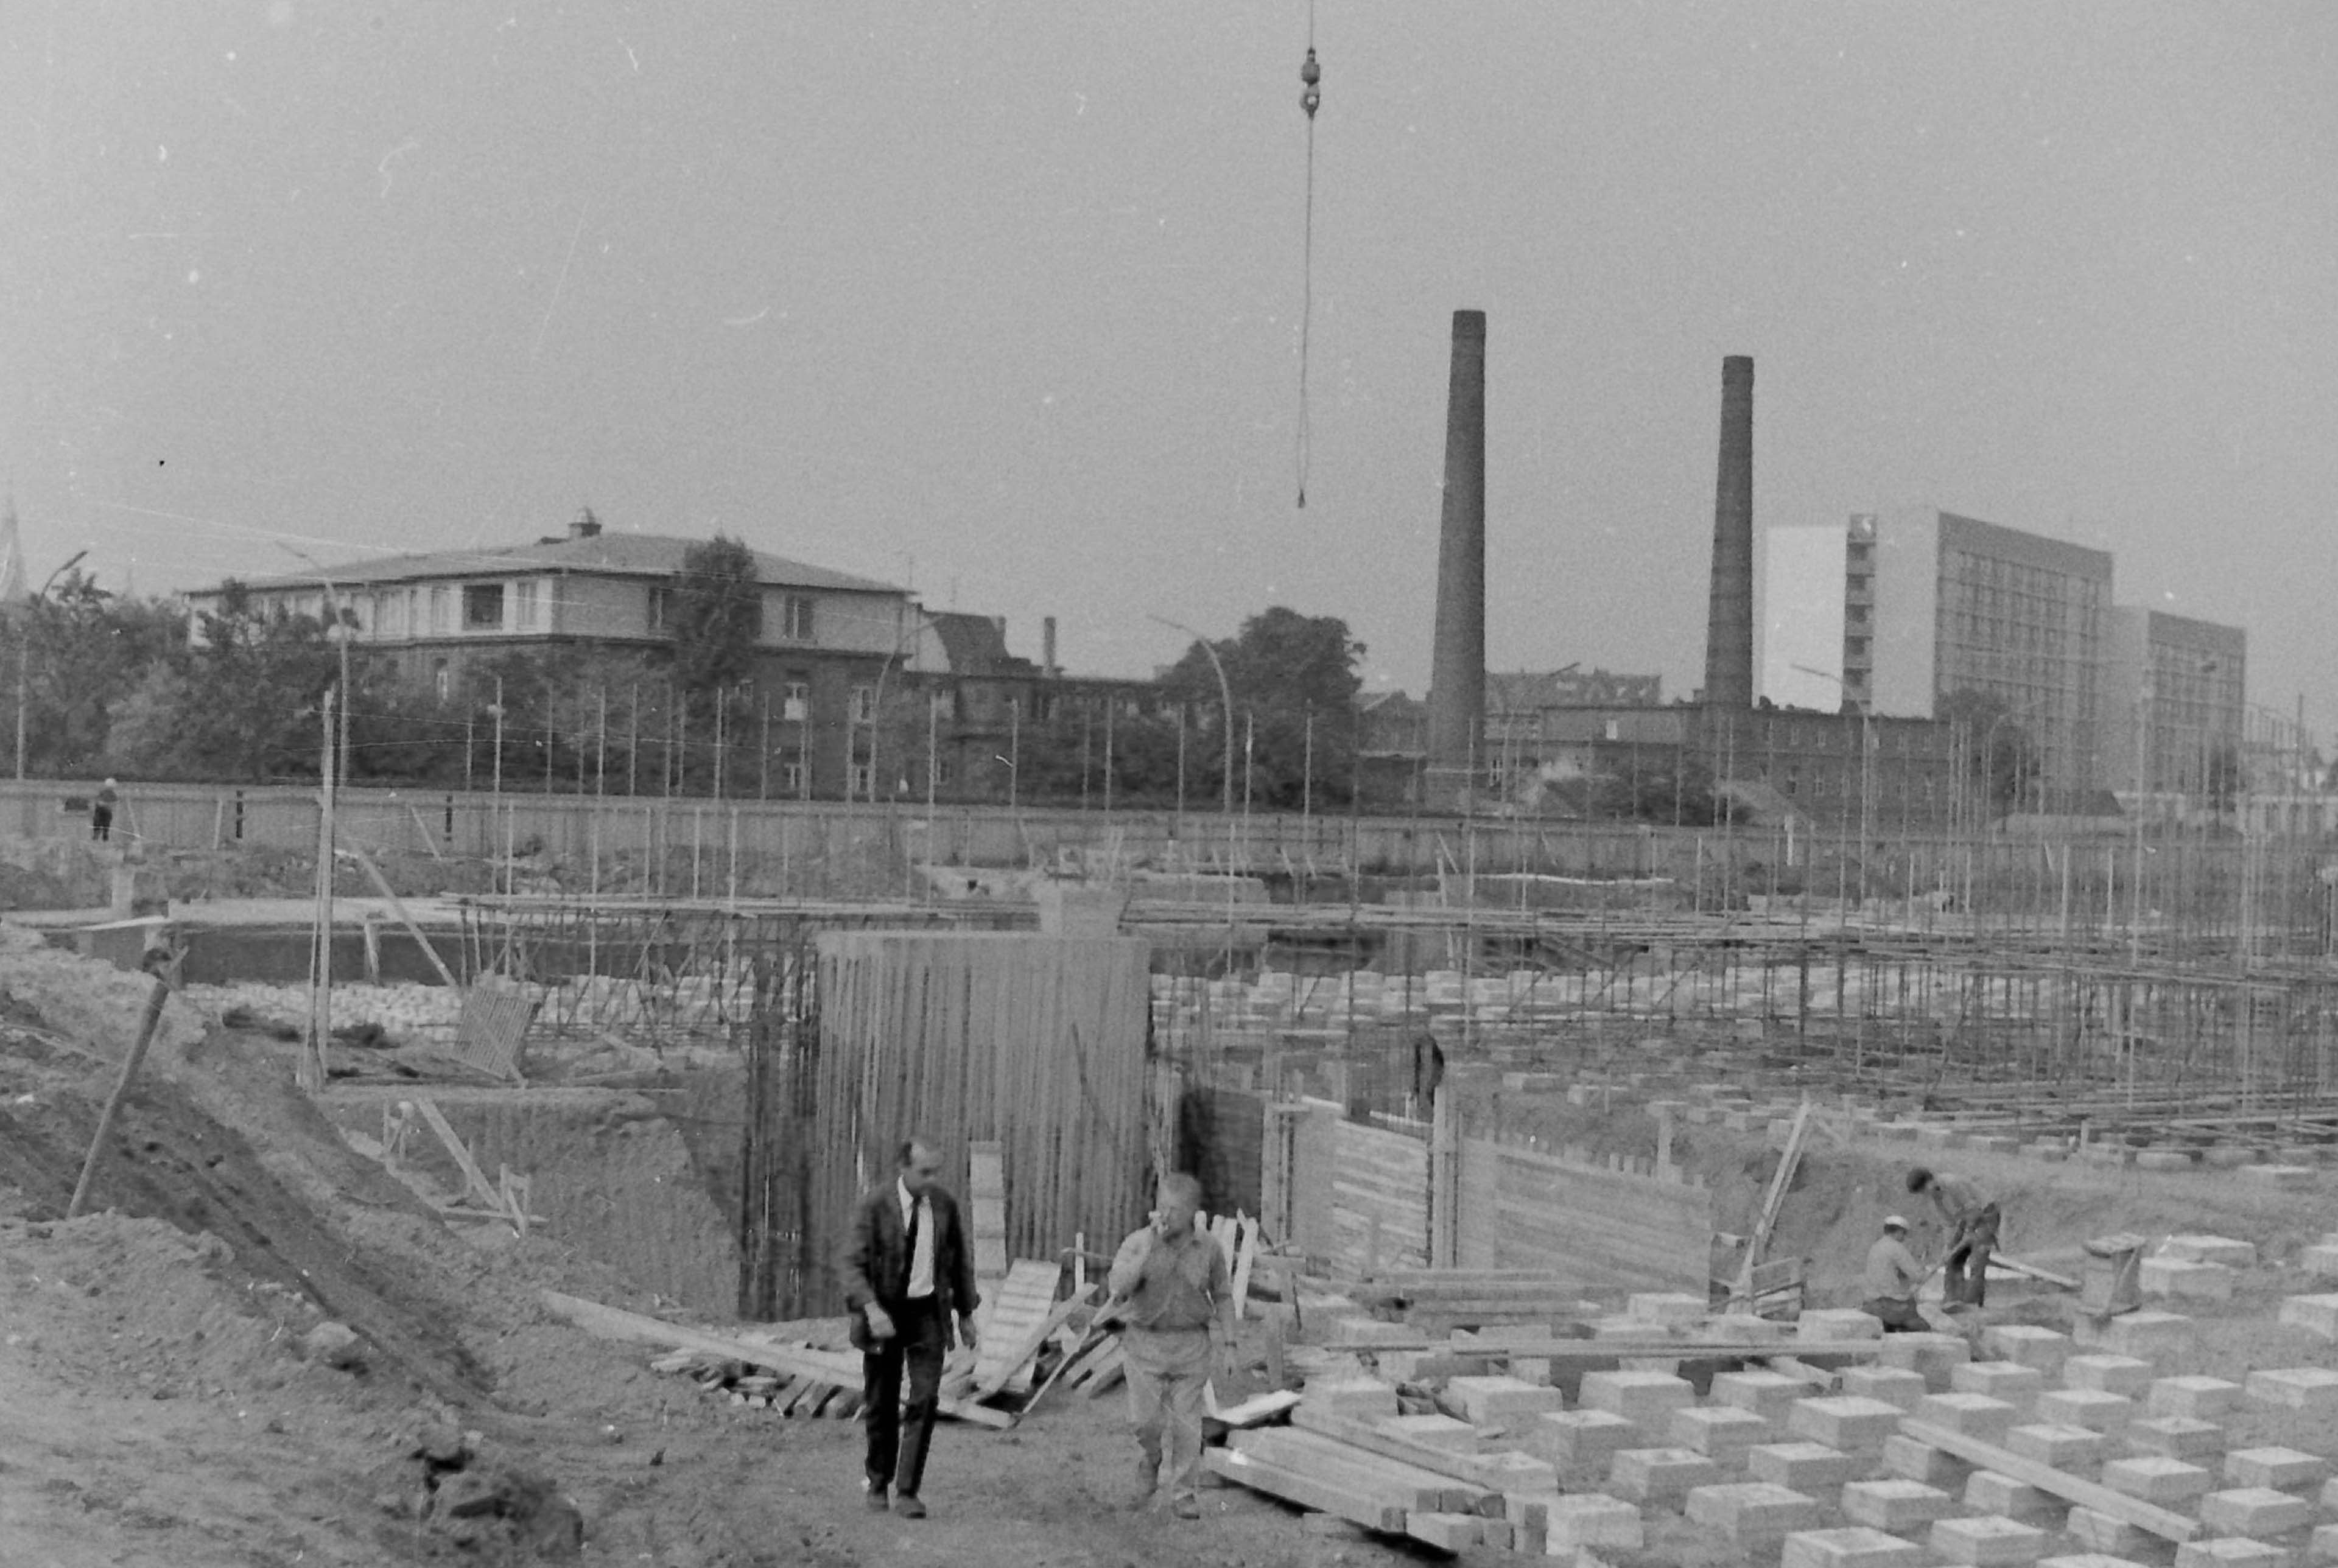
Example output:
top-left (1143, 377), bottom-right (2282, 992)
top-left (1296, 13), bottom-right (1321, 509)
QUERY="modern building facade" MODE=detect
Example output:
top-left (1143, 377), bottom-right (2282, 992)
top-left (1764, 507), bottom-right (2115, 808)
top-left (2101, 607), bottom-right (2247, 812)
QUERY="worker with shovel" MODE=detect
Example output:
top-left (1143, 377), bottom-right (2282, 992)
top-left (1101, 1172), bottom-right (1236, 1519)
top-left (1908, 1166), bottom-right (2000, 1309)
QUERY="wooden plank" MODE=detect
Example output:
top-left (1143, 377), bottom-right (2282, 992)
top-left (1996, 1255), bottom-right (2080, 1290)
top-left (412, 1098), bottom-right (504, 1209)
top-left (1406, 1512), bottom-right (1483, 1552)
top-left (972, 1259), bottom-right (1059, 1393)
top-left (1898, 1419), bottom-right (2199, 1544)
top-left (1204, 1448), bottom-right (1406, 1534)
top-left (1288, 1404), bottom-right (1553, 1496)
top-left (536, 1289), bottom-right (1014, 1429)
top-left (967, 1140), bottom-right (1008, 1288)
top-left (1209, 1388), bottom-right (1301, 1428)
top-left (1232, 1428), bottom-right (1486, 1514)
top-left (1230, 1216), bottom-right (1259, 1320)
top-left (975, 1283), bottom-right (1095, 1400)
top-left (1733, 1099), bottom-right (1813, 1303)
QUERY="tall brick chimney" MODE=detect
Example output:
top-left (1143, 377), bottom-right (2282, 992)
top-left (1427, 310), bottom-right (1487, 799)
top-left (1702, 355), bottom-right (1755, 715)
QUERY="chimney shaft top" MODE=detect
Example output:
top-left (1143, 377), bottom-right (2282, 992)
top-left (569, 507), bottom-right (602, 540)
top-left (1451, 309), bottom-right (1487, 341)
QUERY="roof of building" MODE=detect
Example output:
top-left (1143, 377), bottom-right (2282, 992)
top-left (924, 612), bottom-right (1036, 677)
top-left (200, 530), bottom-right (905, 597)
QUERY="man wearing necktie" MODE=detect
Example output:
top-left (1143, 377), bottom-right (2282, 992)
top-left (839, 1138), bottom-right (980, 1518)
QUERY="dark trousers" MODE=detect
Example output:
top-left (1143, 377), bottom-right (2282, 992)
top-left (1944, 1204), bottom-right (2002, 1307)
top-left (1864, 1295), bottom-right (1927, 1332)
top-left (861, 1297), bottom-right (945, 1497)
top-left (91, 807), bottom-right (112, 841)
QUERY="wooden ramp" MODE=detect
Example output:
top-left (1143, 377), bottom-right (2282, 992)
top-left (971, 1259), bottom-right (1059, 1397)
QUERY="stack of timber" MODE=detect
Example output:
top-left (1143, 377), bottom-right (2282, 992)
top-left (647, 1345), bottom-right (865, 1419)
top-left (1355, 1269), bottom-right (1601, 1334)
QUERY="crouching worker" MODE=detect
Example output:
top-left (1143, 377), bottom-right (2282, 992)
top-left (1862, 1214), bottom-right (1929, 1332)
top-left (1103, 1172), bottom-right (1236, 1519)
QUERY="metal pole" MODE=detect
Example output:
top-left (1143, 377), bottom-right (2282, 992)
top-left (491, 677), bottom-right (505, 797)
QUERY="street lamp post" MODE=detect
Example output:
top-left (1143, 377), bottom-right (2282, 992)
top-left (1150, 615), bottom-right (1235, 814)
top-left (15, 549), bottom-right (90, 780)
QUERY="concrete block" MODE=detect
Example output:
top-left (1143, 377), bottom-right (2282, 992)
top-left (1447, 1373), bottom-right (1567, 1424)
top-left (1801, 1309), bottom-right (1884, 1342)
top-left (2174, 1541), bottom-right (2294, 1568)
top-left (1919, 1391), bottom-right (2022, 1442)
top-left (1883, 1432), bottom-right (1973, 1488)
top-left (1380, 1413), bottom-right (1480, 1452)
top-left (1984, 1325), bottom-right (2074, 1377)
top-left (2038, 1556), bottom-right (2157, 1568)
top-left (1967, 1469), bottom-right (2067, 1524)
top-left (2064, 1355), bottom-right (2157, 1397)
top-left (1301, 1375), bottom-right (1402, 1416)
top-left (2143, 1256), bottom-right (2237, 1302)
top-left (2298, 1243), bottom-right (2338, 1279)
top-left (2150, 1376), bottom-right (2244, 1419)
top-left (1628, 1291), bottom-right (1709, 1325)
top-left (1956, 1361), bottom-right (2048, 1406)
top-left (2037, 1388), bottom-right (2136, 1433)
top-left (1713, 1369), bottom-right (1811, 1423)
top-left (1669, 1404), bottom-right (1774, 1461)
top-left (1541, 1493), bottom-right (1645, 1553)
top-left (2124, 1415), bottom-right (2226, 1461)
top-left (2065, 1504), bottom-right (2159, 1557)
top-left (1781, 1526), bottom-right (1931, 1568)
top-left (1788, 1396), bottom-right (1906, 1452)
top-left (2104, 1455), bottom-right (2215, 1505)
top-left (1841, 1478), bottom-right (1956, 1531)
top-left (1684, 1481), bottom-right (1824, 1545)
top-left (2314, 1524), bottom-right (2338, 1564)
top-left (1528, 1409), bottom-right (1641, 1467)
top-left (2162, 1235), bottom-right (2258, 1269)
top-left (1702, 1312), bottom-right (1789, 1344)
top-left (1750, 1441), bottom-right (1862, 1492)
top-left (2006, 1423), bottom-right (2105, 1469)
top-left (2278, 1293), bottom-right (2338, 1342)
top-left (1881, 1331), bottom-right (1972, 1390)
top-left (2227, 1447), bottom-right (2328, 1493)
top-left (1929, 1513), bottom-right (2051, 1565)
top-left (2322, 1477), bottom-right (2338, 1516)
top-left (2135, 1150), bottom-right (2194, 1173)
top-left (2200, 1487), bottom-right (2314, 1538)
top-left (1609, 1447), bottom-right (1722, 1507)
top-left (2239, 1163), bottom-right (2317, 1188)
top-left (1581, 1370), bottom-right (1696, 1424)
top-left (1841, 1365), bottom-right (1929, 1410)
top-left (2247, 1367), bottom-right (2338, 1414)
top-left (2104, 1311), bottom-right (2196, 1362)
top-left (1590, 1315), bottom-right (1676, 1344)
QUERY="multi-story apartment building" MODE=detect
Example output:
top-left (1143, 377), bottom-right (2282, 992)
top-left (185, 510), bottom-right (922, 799)
top-left (2101, 607), bottom-right (2247, 813)
top-left (1765, 507), bottom-right (2115, 809)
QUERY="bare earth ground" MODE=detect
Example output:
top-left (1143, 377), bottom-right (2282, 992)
top-left (3, 936), bottom-right (2334, 1567)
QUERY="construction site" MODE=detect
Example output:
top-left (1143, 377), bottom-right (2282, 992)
top-left (4, 331), bottom-right (2336, 1567)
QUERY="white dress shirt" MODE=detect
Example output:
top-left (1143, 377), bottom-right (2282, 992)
top-left (897, 1178), bottom-right (935, 1299)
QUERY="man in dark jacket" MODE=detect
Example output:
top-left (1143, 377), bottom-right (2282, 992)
top-left (837, 1138), bottom-right (981, 1518)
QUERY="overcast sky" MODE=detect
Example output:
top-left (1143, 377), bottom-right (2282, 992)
top-left (4, 3), bottom-right (2333, 737)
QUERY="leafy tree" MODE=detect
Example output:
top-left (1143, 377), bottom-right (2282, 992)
top-left (1157, 607), bottom-right (1366, 810)
top-left (104, 580), bottom-right (337, 779)
top-left (669, 536), bottom-right (761, 696)
top-left (8, 572), bottom-right (181, 775)
top-left (1591, 753), bottom-right (1733, 825)
top-left (1937, 689), bottom-right (2038, 812)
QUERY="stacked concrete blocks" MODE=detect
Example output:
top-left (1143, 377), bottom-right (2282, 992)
top-left (1842, 1365), bottom-right (1929, 1411)
top-left (1881, 1332), bottom-right (1971, 1392)
top-left (1683, 1481), bottom-right (1825, 1548)
top-left (1789, 1396), bottom-right (1906, 1454)
top-left (2064, 1356), bottom-right (2157, 1398)
top-left (1530, 1408), bottom-right (1640, 1468)
top-left (2150, 1377), bottom-right (2244, 1420)
top-left (1780, 1527), bottom-right (1929, 1568)
top-left (1609, 1446), bottom-right (1721, 1507)
top-left (2245, 1368), bottom-right (2338, 1413)
top-left (1930, 1513), bottom-right (2052, 1565)
top-left (2036, 1388), bottom-right (2136, 1433)
top-left (1841, 1478), bottom-right (1957, 1531)
top-left (2124, 1416), bottom-right (2227, 1461)
top-left (2278, 1293), bottom-right (2338, 1343)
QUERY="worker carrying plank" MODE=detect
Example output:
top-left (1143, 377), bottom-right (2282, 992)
top-left (1907, 1166), bottom-right (2001, 1309)
top-left (1862, 1214), bottom-right (1930, 1332)
top-left (1101, 1172), bottom-right (1237, 1520)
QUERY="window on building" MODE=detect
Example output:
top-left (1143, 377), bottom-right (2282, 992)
top-left (781, 594), bottom-right (815, 641)
top-left (781, 760), bottom-right (804, 795)
top-left (647, 586), bottom-right (672, 633)
top-left (513, 579), bottom-right (538, 630)
top-left (463, 583), bottom-right (505, 630)
top-left (849, 685), bottom-right (876, 724)
top-left (848, 763), bottom-right (873, 798)
top-left (782, 680), bottom-right (810, 723)
top-left (429, 587), bottom-right (451, 634)
top-left (433, 660), bottom-right (451, 703)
